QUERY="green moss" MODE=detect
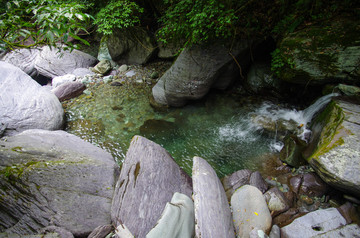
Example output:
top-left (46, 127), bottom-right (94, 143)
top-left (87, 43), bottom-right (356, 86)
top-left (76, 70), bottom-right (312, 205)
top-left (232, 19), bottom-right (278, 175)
top-left (308, 101), bottom-right (346, 160)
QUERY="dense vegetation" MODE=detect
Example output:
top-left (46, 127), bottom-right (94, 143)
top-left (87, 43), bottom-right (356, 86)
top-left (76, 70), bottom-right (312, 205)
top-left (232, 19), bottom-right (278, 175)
top-left (1, 0), bottom-right (359, 52)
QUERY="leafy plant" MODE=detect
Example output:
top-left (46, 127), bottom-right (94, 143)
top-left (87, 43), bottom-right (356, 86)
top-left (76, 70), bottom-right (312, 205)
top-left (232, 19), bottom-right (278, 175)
top-left (271, 48), bottom-right (295, 77)
top-left (0, 0), bottom-right (93, 51)
top-left (94, 0), bottom-right (144, 35)
top-left (157, 0), bottom-right (238, 46)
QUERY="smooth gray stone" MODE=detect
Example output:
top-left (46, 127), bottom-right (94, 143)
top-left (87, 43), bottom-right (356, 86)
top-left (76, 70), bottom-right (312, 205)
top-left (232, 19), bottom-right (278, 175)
top-left (52, 74), bottom-right (76, 88)
top-left (0, 129), bottom-right (119, 236)
top-left (264, 187), bottom-right (290, 216)
top-left (152, 40), bottom-right (252, 107)
top-left (0, 61), bottom-right (64, 135)
top-left (249, 171), bottom-right (269, 193)
top-left (269, 225), bottom-right (281, 238)
top-left (51, 81), bottom-right (86, 102)
top-left (34, 46), bottom-right (97, 78)
top-left (146, 192), bottom-right (195, 238)
top-left (222, 169), bottom-right (252, 201)
top-left (3, 48), bottom-right (40, 77)
top-left (281, 208), bottom-right (347, 238)
top-left (193, 156), bottom-right (235, 238)
top-left (231, 185), bottom-right (272, 238)
top-left (111, 136), bottom-right (192, 238)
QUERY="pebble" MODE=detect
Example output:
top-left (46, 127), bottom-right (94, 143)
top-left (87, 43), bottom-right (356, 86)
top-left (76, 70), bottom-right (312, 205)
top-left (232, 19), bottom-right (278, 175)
top-left (119, 64), bottom-right (128, 72)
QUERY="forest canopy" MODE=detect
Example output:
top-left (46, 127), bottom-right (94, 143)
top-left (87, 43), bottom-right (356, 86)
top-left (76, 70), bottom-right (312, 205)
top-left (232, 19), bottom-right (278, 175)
top-left (1, 0), bottom-right (359, 51)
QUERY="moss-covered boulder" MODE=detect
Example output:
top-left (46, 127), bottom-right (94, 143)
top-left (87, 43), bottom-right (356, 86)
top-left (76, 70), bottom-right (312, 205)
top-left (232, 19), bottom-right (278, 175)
top-left (303, 99), bottom-right (360, 197)
top-left (0, 129), bottom-right (119, 236)
top-left (275, 17), bottom-right (360, 85)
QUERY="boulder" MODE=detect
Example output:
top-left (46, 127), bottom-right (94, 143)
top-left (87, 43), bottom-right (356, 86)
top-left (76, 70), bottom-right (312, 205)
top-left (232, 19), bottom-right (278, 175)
top-left (281, 208), bottom-right (348, 238)
top-left (222, 169), bottom-right (252, 200)
top-left (246, 62), bottom-right (282, 95)
top-left (34, 46), bottom-right (97, 78)
top-left (90, 60), bottom-right (112, 75)
top-left (192, 156), bottom-right (235, 238)
top-left (249, 171), bottom-right (269, 193)
top-left (277, 17), bottom-right (360, 85)
top-left (303, 99), bottom-right (360, 197)
top-left (157, 40), bottom-right (183, 59)
top-left (111, 136), bottom-right (192, 238)
top-left (264, 187), bottom-right (290, 216)
top-left (3, 48), bottom-right (40, 77)
top-left (146, 192), bottom-right (195, 238)
top-left (106, 28), bottom-right (156, 64)
top-left (51, 81), bottom-right (86, 102)
top-left (0, 129), bottom-right (119, 236)
top-left (231, 185), bottom-right (272, 238)
top-left (52, 74), bottom-right (77, 88)
top-left (71, 68), bottom-right (95, 77)
top-left (0, 62), bottom-right (64, 135)
top-left (152, 40), bottom-right (252, 107)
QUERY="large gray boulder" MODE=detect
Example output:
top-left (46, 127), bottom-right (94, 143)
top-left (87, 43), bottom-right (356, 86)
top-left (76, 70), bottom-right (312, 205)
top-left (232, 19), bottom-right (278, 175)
top-left (34, 46), bottom-right (97, 78)
top-left (192, 156), bottom-right (235, 238)
top-left (106, 28), bottom-right (156, 64)
top-left (3, 48), bottom-right (40, 77)
top-left (0, 129), bottom-right (119, 236)
top-left (231, 185), bottom-right (272, 238)
top-left (0, 62), bottom-right (64, 135)
top-left (303, 99), bottom-right (360, 197)
top-left (281, 208), bottom-right (347, 238)
top-left (152, 40), bottom-right (251, 107)
top-left (111, 136), bottom-right (192, 238)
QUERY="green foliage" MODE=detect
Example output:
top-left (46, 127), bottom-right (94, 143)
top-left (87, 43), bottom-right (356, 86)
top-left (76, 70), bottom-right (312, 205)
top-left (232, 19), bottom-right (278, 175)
top-left (0, 0), bottom-right (93, 51)
top-left (270, 49), bottom-right (295, 77)
top-left (157, 0), bottom-right (238, 46)
top-left (94, 0), bottom-right (144, 35)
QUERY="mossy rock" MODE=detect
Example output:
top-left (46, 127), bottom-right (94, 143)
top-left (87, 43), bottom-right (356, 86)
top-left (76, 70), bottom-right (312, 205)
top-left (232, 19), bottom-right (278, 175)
top-left (277, 17), bottom-right (360, 85)
top-left (303, 99), bottom-right (360, 197)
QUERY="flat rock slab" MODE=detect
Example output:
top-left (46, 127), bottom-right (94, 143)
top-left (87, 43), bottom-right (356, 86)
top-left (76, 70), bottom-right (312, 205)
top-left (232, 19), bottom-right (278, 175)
top-left (281, 208), bottom-right (347, 238)
top-left (313, 223), bottom-right (360, 238)
top-left (0, 61), bottom-right (64, 135)
top-left (0, 129), bottom-right (119, 236)
top-left (231, 185), bottom-right (272, 238)
top-left (111, 136), bottom-right (192, 238)
top-left (192, 156), bottom-right (235, 238)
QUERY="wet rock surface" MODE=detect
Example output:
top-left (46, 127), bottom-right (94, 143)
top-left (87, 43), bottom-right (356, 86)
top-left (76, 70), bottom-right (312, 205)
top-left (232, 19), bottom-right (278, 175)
top-left (0, 129), bottom-right (119, 236)
top-left (110, 136), bottom-right (192, 238)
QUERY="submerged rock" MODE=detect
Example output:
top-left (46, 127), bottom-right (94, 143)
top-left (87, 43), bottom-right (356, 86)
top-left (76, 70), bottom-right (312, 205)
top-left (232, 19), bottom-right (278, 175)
top-left (0, 129), bottom-right (119, 236)
top-left (303, 99), bottom-right (360, 197)
top-left (192, 156), bottom-right (235, 238)
top-left (111, 136), bottom-right (192, 238)
top-left (0, 62), bottom-right (64, 135)
top-left (231, 185), bottom-right (272, 238)
top-left (152, 40), bottom-right (252, 107)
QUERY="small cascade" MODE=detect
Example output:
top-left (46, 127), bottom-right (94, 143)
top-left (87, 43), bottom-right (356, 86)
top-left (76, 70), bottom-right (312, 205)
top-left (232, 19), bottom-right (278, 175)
top-left (251, 93), bottom-right (340, 148)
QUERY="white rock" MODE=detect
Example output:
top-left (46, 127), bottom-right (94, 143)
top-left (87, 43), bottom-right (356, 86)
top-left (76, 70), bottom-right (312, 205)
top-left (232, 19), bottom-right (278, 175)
top-left (52, 74), bottom-right (76, 88)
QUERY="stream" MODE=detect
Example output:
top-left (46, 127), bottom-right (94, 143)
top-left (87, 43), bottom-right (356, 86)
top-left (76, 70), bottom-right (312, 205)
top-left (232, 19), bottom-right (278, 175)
top-left (64, 75), bottom-right (336, 177)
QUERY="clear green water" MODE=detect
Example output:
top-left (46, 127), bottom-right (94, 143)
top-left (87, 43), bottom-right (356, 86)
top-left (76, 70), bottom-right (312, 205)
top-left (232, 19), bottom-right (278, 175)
top-left (64, 82), bottom-right (277, 177)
